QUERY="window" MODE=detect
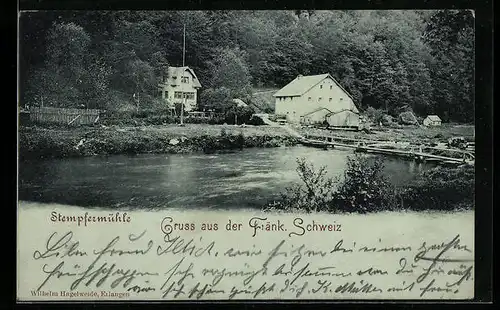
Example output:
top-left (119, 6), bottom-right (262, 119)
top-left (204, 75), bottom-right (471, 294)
top-left (330, 85), bottom-right (333, 90)
top-left (157, 89), bottom-right (163, 97)
top-left (320, 85), bottom-right (323, 89)
top-left (181, 76), bottom-right (189, 83)
top-left (340, 97), bottom-right (343, 101)
top-left (329, 98), bottom-right (332, 102)
top-left (165, 91), bottom-right (169, 98)
top-left (175, 92), bottom-right (195, 100)
top-left (308, 97), bottom-right (312, 101)
top-left (318, 97), bottom-right (322, 101)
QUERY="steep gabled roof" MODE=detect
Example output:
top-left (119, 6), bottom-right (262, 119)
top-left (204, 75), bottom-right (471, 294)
top-left (426, 115), bottom-right (441, 121)
top-left (273, 73), bottom-right (354, 101)
top-left (166, 66), bottom-right (202, 88)
top-left (326, 108), bottom-right (360, 116)
top-left (302, 107), bottom-right (332, 117)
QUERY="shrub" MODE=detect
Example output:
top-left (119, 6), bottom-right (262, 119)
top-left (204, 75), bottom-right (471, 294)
top-left (266, 155), bottom-right (392, 213)
top-left (224, 105), bottom-right (255, 125)
top-left (330, 155), bottom-right (393, 213)
top-left (266, 154), bottom-right (473, 213)
top-left (399, 165), bottom-right (474, 210)
top-left (398, 111), bottom-right (419, 125)
top-left (365, 107), bottom-right (386, 124)
top-left (247, 115), bottom-right (266, 126)
top-left (267, 158), bottom-right (336, 213)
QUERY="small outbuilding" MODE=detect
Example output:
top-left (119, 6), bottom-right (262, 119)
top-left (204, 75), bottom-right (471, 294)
top-left (326, 109), bottom-right (360, 128)
top-left (300, 107), bottom-right (332, 125)
top-left (423, 115), bottom-right (442, 127)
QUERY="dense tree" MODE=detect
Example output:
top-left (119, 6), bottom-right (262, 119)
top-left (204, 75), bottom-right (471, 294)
top-left (209, 47), bottom-right (252, 96)
top-left (20, 10), bottom-right (474, 122)
top-left (423, 10), bottom-right (474, 122)
top-left (26, 22), bottom-right (91, 108)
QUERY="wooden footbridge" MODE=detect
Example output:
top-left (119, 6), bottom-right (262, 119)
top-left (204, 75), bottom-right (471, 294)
top-left (255, 115), bottom-right (474, 166)
top-left (300, 133), bottom-right (475, 166)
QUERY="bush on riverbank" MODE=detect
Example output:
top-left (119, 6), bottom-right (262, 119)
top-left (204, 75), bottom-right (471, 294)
top-left (101, 104), bottom-right (254, 126)
top-left (265, 155), bottom-right (474, 213)
top-left (398, 165), bottom-right (474, 210)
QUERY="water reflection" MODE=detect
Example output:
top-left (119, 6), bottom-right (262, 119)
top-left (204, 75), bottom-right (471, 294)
top-left (18, 147), bottom-right (435, 210)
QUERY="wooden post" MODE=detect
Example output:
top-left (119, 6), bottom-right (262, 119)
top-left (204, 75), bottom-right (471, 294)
top-left (68, 114), bottom-right (81, 126)
top-left (180, 22), bottom-right (186, 126)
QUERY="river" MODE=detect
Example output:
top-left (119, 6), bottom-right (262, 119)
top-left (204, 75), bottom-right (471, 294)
top-left (18, 146), bottom-right (434, 210)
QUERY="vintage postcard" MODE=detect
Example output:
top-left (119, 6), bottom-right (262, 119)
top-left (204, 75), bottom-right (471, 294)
top-left (17, 10), bottom-right (477, 301)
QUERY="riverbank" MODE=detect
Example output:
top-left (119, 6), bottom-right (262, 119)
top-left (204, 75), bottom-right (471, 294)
top-left (19, 124), bottom-right (298, 160)
top-left (300, 123), bottom-right (475, 144)
top-left (19, 123), bottom-right (474, 160)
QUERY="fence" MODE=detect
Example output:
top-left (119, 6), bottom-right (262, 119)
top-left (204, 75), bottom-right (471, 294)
top-left (186, 111), bottom-right (224, 119)
top-left (29, 107), bottom-right (102, 126)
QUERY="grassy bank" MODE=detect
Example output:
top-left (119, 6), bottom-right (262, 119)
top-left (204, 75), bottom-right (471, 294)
top-left (19, 124), bottom-right (298, 160)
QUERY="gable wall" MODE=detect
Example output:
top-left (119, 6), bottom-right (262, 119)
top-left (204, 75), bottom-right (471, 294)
top-left (159, 70), bottom-right (199, 112)
top-left (275, 77), bottom-right (356, 123)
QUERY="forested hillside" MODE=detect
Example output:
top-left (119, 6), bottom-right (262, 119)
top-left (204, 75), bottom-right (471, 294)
top-left (19, 10), bottom-right (474, 122)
